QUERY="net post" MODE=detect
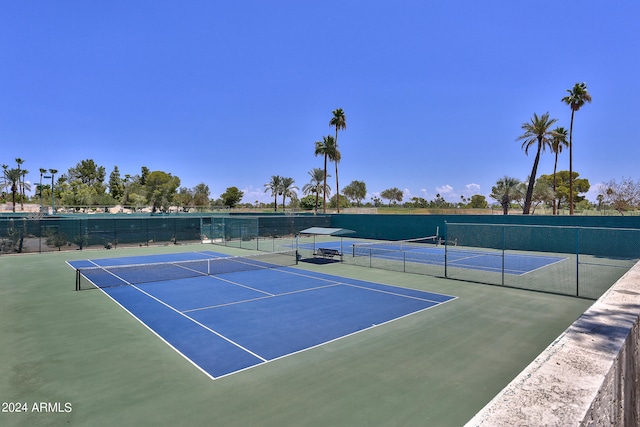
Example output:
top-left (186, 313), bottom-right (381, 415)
top-left (75, 269), bottom-right (80, 291)
top-left (295, 234), bottom-right (299, 265)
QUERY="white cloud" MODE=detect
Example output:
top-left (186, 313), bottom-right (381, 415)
top-left (24, 181), bottom-right (35, 196)
top-left (585, 182), bottom-right (606, 202)
top-left (436, 184), bottom-right (453, 195)
top-left (414, 188), bottom-right (430, 200)
top-left (242, 185), bottom-right (268, 203)
top-left (465, 183), bottom-right (481, 194)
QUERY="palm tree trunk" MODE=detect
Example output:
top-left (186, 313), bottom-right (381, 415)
top-left (322, 154), bottom-right (328, 214)
top-left (501, 195), bottom-right (509, 215)
top-left (335, 161), bottom-right (339, 213)
top-left (569, 110), bottom-right (575, 215)
top-left (335, 129), bottom-right (340, 213)
top-left (20, 178), bottom-right (24, 211)
top-left (12, 184), bottom-right (17, 212)
top-left (553, 155), bottom-right (558, 215)
top-left (523, 147), bottom-right (542, 214)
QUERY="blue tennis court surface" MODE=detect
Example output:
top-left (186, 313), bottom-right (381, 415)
top-left (68, 252), bottom-right (455, 379)
top-left (300, 241), bottom-right (566, 275)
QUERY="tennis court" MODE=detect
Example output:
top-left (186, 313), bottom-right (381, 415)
top-left (68, 251), bottom-right (455, 379)
top-left (300, 239), bottom-right (566, 275)
top-left (3, 215), bottom-right (637, 425)
top-left (1, 243), bottom-right (597, 426)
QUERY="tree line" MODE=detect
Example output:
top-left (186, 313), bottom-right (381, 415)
top-left (1, 155), bottom-right (639, 214)
top-left (3, 94), bottom-right (640, 214)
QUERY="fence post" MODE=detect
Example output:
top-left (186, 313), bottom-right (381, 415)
top-left (444, 221), bottom-right (448, 278)
top-left (576, 227), bottom-right (580, 297)
top-left (501, 224), bottom-right (505, 287)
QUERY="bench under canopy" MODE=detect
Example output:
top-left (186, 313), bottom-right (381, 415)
top-left (298, 227), bottom-right (355, 260)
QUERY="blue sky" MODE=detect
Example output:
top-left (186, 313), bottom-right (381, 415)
top-left (2, 1), bottom-right (639, 204)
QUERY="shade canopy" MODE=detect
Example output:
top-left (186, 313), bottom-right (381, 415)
top-left (299, 227), bottom-right (355, 236)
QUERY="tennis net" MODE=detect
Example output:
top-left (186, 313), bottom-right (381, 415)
top-left (75, 250), bottom-right (297, 291)
top-left (351, 236), bottom-right (439, 257)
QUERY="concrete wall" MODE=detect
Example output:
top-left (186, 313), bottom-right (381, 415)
top-left (466, 262), bottom-right (640, 426)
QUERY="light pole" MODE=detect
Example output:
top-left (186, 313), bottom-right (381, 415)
top-left (48, 169), bottom-right (57, 214)
top-left (43, 174), bottom-right (51, 214)
top-left (39, 168), bottom-right (48, 253)
top-left (39, 168), bottom-right (47, 212)
top-left (43, 169), bottom-right (57, 214)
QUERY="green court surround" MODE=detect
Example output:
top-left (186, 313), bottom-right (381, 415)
top-left (1, 243), bottom-right (592, 426)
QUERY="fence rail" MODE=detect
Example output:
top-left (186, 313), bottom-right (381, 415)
top-left (0, 214), bottom-right (330, 254)
top-left (342, 223), bottom-right (640, 299)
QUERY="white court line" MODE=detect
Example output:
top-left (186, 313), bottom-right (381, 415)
top-left (131, 285), bottom-right (269, 363)
top-left (76, 258), bottom-right (271, 376)
top-left (253, 266), bottom-right (456, 304)
top-left (212, 295), bottom-right (457, 381)
top-left (86, 259), bottom-right (132, 286)
top-left (519, 256), bottom-right (568, 276)
top-left (183, 282), bottom-right (341, 313)
top-left (75, 255), bottom-right (458, 381)
top-left (337, 282), bottom-right (451, 304)
top-left (89, 287), bottom-right (219, 380)
top-left (274, 266), bottom-right (458, 301)
top-left (209, 274), bottom-right (276, 296)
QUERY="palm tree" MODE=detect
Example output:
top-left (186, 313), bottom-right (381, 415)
top-left (329, 109), bottom-right (346, 212)
top-left (302, 168), bottom-right (330, 214)
top-left (327, 139), bottom-right (341, 209)
top-left (264, 175), bottom-right (283, 211)
top-left (2, 165), bottom-right (22, 213)
top-left (516, 112), bottom-right (558, 214)
top-left (314, 135), bottom-right (336, 214)
top-left (39, 167), bottom-right (47, 207)
top-left (20, 170), bottom-right (30, 207)
top-left (279, 177), bottom-right (298, 211)
top-left (1, 164), bottom-right (7, 194)
top-left (490, 176), bottom-right (521, 215)
top-left (20, 169), bottom-right (30, 210)
top-left (550, 127), bottom-right (569, 215)
top-left (562, 82), bottom-right (592, 215)
top-left (15, 158), bottom-right (25, 210)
